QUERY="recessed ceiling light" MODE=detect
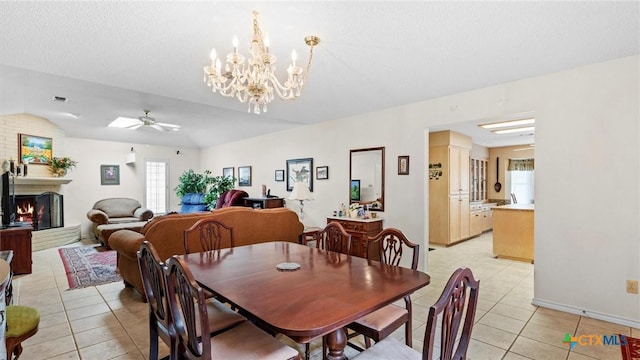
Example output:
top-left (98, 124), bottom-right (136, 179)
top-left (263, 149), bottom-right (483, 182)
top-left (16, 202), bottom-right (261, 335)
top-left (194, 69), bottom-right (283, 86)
top-left (492, 126), bottom-right (535, 134)
top-left (479, 118), bottom-right (535, 129)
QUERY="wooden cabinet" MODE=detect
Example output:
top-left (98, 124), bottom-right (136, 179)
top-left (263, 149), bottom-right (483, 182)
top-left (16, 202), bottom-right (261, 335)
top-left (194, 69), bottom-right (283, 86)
top-left (492, 204), bottom-right (534, 263)
top-left (326, 217), bottom-right (382, 259)
top-left (470, 158), bottom-right (488, 202)
top-left (469, 205), bottom-right (483, 237)
top-left (482, 206), bottom-right (494, 232)
top-left (0, 226), bottom-right (32, 275)
top-left (429, 130), bottom-right (472, 246)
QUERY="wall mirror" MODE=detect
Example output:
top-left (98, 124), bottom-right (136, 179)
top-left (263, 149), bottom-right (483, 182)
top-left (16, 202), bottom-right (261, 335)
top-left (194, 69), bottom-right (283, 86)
top-left (350, 147), bottom-right (385, 211)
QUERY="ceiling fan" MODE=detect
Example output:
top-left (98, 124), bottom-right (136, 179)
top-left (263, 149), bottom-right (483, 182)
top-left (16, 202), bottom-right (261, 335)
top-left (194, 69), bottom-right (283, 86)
top-left (108, 109), bottom-right (181, 132)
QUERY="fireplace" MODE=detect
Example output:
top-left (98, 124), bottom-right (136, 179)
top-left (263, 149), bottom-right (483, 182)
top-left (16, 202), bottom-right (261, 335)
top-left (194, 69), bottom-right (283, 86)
top-left (15, 192), bottom-right (64, 231)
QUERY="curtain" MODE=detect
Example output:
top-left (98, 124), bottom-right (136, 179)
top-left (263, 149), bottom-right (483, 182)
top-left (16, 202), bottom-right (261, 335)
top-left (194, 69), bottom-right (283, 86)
top-left (508, 158), bottom-right (534, 171)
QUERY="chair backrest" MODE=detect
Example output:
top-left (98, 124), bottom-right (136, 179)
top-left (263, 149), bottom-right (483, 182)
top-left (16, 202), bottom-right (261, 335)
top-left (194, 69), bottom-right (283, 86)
top-left (165, 256), bottom-right (211, 360)
top-left (137, 241), bottom-right (171, 333)
top-left (367, 228), bottom-right (419, 270)
top-left (424, 267), bottom-right (480, 360)
top-left (184, 218), bottom-right (234, 254)
top-left (215, 190), bottom-right (249, 209)
top-left (316, 222), bottom-right (352, 255)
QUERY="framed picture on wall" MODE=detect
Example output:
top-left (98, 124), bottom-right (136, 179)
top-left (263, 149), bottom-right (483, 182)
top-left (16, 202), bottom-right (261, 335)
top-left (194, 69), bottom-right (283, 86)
top-left (238, 166), bottom-right (252, 186)
top-left (18, 133), bottom-right (53, 165)
top-left (398, 155), bottom-right (410, 175)
top-left (223, 167), bottom-right (234, 179)
top-left (286, 158), bottom-right (313, 192)
top-left (275, 169), bottom-right (285, 182)
top-left (316, 166), bottom-right (329, 180)
top-left (100, 164), bottom-right (120, 185)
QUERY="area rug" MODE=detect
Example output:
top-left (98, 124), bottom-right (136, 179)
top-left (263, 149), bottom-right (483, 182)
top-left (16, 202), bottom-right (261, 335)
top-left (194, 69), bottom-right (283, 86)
top-left (620, 334), bottom-right (640, 360)
top-left (58, 246), bottom-right (121, 289)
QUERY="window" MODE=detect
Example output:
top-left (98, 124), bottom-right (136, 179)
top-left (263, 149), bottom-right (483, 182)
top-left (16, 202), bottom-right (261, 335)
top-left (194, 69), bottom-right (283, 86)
top-left (510, 170), bottom-right (534, 204)
top-left (145, 160), bottom-right (168, 214)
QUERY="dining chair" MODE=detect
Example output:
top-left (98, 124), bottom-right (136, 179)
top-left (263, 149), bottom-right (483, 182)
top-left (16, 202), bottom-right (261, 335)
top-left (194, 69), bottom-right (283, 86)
top-left (315, 221), bottom-right (352, 254)
top-left (164, 255), bottom-right (301, 360)
top-left (352, 267), bottom-right (480, 360)
top-left (347, 228), bottom-right (419, 350)
top-left (137, 241), bottom-right (246, 360)
top-left (184, 217), bottom-right (234, 254)
top-left (307, 222), bottom-right (353, 359)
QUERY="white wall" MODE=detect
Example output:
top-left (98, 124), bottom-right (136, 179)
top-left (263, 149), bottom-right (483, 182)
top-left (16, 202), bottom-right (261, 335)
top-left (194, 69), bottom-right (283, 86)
top-left (201, 55), bottom-right (640, 326)
top-left (63, 138), bottom-right (201, 238)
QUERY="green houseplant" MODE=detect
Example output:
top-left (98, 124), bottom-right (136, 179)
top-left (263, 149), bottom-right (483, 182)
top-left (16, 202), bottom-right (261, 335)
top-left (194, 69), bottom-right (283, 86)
top-left (174, 169), bottom-right (213, 198)
top-left (204, 175), bottom-right (236, 209)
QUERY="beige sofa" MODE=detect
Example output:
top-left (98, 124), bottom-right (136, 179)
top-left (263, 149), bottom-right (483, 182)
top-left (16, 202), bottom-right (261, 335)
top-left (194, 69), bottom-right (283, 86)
top-left (87, 198), bottom-right (154, 246)
top-left (109, 207), bottom-right (304, 297)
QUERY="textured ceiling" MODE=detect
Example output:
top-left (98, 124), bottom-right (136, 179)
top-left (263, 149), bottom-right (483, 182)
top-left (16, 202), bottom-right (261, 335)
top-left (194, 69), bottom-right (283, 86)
top-left (0, 1), bottom-right (637, 149)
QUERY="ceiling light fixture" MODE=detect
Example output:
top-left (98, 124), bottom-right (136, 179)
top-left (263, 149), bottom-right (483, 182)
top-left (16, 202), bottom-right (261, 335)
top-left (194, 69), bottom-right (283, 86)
top-left (479, 118), bottom-right (535, 129)
top-left (203, 10), bottom-right (320, 114)
top-left (492, 126), bottom-right (535, 134)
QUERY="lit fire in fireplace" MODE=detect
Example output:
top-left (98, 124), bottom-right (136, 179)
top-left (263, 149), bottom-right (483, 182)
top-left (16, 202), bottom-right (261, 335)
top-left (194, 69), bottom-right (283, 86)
top-left (16, 202), bottom-right (34, 223)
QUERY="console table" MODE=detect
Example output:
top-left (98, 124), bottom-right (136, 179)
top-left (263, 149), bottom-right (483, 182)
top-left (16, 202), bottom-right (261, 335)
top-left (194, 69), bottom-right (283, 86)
top-left (243, 197), bottom-right (285, 209)
top-left (0, 226), bottom-right (32, 275)
top-left (326, 216), bottom-right (383, 259)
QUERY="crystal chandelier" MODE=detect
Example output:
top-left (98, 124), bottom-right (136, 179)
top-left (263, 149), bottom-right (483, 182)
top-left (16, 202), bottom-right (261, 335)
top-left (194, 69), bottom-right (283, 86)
top-left (203, 11), bottom-right (320, 114)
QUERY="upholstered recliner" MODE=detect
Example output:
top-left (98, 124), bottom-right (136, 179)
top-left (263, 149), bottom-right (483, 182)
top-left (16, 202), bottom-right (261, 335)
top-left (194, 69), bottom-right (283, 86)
top-left (215, 190), bottom-right (248, 209)
top-left (179, 193), bottom-right (208, 213)
top-left (87, 198), bottom-right (154, 246)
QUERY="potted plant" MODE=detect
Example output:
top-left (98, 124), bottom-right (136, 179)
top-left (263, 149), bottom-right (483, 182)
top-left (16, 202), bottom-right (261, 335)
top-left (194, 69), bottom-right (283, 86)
top-left (174, 169), bottom-right (213, 198)
top-left (49, 156), bottom-right (78, 177)
top-left (204, 175), bottom-right (236, 209)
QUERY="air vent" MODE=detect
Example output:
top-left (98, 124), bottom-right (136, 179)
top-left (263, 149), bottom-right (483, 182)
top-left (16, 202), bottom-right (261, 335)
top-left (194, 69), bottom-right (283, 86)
top-left (52, 96), bottom-right (68, 102)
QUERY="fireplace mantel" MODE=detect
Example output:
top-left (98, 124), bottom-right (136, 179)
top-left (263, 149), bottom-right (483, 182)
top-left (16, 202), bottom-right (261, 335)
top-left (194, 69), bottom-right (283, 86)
top-left (14, 177), bottom-right (72, 185)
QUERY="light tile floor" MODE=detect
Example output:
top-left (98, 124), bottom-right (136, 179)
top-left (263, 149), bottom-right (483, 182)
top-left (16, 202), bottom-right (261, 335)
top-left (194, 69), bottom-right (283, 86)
top-left (12, 232), bottom-right (638, 359)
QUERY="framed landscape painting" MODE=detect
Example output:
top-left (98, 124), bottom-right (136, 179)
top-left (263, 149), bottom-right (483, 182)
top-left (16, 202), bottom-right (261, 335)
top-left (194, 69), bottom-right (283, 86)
top-left (223, 167), bottom-right (234, 179)
top-left (316, 166), bottom-right (328, 180)
top-left (238, 166), bottom-right (252, 186)
top-left (19, 134), bottom-right (53, 165)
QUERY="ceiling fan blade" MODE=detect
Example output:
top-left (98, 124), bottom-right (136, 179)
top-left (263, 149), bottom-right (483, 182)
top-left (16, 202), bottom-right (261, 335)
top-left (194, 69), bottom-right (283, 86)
top-left (157, 122), bottom-right (181, 130)
top-left (150, 124), bottom-right (169, 132)
top-left (126, 123), bottom-right (143, 130)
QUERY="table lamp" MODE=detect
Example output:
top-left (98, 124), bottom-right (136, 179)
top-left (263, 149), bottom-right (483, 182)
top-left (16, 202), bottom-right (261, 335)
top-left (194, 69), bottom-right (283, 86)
top-left (289, 182), bottom-right (314, 221)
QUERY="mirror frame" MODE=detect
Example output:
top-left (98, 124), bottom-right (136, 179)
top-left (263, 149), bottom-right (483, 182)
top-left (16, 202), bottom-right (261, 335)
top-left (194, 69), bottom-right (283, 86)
top-left (349, 147), bottom-right (385, 211)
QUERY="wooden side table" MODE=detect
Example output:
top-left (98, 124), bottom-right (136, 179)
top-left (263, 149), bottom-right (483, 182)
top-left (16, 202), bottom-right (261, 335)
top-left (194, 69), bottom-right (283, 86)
top-left (243, 197), bottom-right (285, 209)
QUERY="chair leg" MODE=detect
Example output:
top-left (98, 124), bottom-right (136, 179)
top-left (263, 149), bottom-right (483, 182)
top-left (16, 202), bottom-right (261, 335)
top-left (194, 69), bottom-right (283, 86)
top-left (405, 318), bottom-right (413, 348)
top-left (364, 336), bottom-right (372, 349)
top-left (305, 343), bottom-right (310, 360)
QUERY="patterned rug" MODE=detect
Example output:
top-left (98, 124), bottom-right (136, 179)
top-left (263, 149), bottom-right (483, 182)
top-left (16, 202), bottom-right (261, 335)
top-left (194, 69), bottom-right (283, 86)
top-left (58, 246), bottom-right (121, 289)
top-left (620, 334), bottom-right (640, 360)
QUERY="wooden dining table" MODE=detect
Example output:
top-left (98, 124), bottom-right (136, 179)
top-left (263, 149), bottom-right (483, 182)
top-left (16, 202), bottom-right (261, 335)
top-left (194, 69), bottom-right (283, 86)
top-left (182, 241), bottom-right (430, 360)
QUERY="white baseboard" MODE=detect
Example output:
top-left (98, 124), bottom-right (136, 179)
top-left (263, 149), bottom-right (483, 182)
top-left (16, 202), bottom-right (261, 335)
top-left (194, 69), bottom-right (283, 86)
top-left (532, 297), bottom-right (640, 329)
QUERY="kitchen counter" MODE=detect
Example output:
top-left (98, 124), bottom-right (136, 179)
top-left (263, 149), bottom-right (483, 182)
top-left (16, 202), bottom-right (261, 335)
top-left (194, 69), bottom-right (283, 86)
top-left (492, 204), bottom-right (534, 263)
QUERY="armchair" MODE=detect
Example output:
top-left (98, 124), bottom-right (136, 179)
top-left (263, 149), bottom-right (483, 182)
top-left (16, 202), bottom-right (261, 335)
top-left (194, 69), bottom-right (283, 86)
top-left (87, 198), bottom-right (154, 246)
top-left (215, 190), bottom-right (248, 209)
